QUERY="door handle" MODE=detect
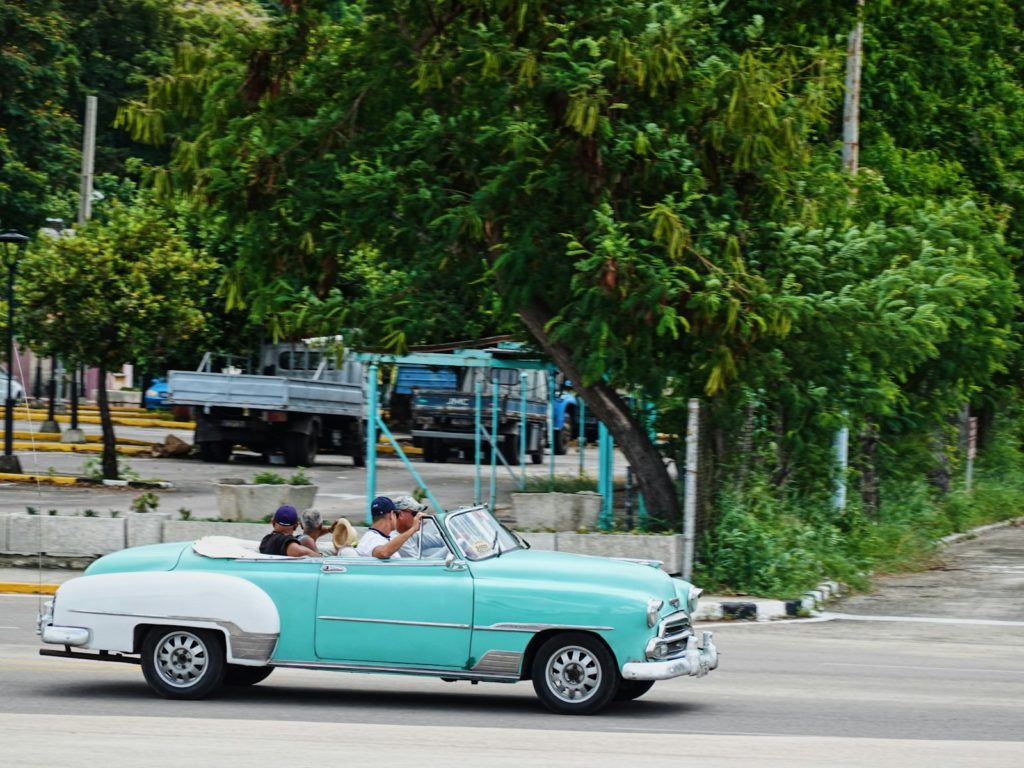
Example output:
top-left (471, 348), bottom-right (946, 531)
top-left (320, 564), bottom-right (347, 573)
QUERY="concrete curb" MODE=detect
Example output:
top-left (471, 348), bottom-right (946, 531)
top-left (0, 473), bottom-right (173, 489)
top-left (694, 579), bottom-right (841, 623)
top-left (940, 515), bottom-right (1024, 545)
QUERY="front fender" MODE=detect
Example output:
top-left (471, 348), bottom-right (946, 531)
top-left (50, 571), bottom-right (280, 665)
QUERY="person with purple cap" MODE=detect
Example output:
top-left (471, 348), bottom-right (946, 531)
top-left (355, 496), bottom-right (422, 559)
top-left (259, 505), bottom-right (321, 557)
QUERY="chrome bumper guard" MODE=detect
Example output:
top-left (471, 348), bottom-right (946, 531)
top-left (41, 625), bottom-right (90, 647)
top-left (622, 631), bottom-right (718, 681)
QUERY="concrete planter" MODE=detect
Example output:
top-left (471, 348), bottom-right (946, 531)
top-left (213, 483), bottom-right (318, 522)
top-left (510, 491), bottom-right (602, 531)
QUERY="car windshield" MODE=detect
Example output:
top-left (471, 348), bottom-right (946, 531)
top-left (445, 507), bottom-right (522, 561)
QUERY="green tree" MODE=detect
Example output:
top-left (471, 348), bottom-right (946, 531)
top-left (17, 201), bottom-right (216, 478)
top-left (120, 0), bottom-right (843, 521)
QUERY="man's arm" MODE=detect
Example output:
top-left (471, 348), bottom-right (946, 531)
top-left (371, 515), bottom-right (422, 559)
top-left (285, 540), bottom-right (321, 557)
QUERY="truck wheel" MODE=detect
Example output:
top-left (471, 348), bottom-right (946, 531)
top-left (530, 450), bottom-right (543, 465)
top-left (284, 431), bottom-right (318, 466)
top-left (531, 632), bottom-right (619, 715)
top-left (141, 627), bottom-right (226, 700)
top-left (502, 434), bottom-right (521, 466)
top-left (198, 441), bottom-right (232, 463)
top-left (554, 421), bottom-right (572, 455)
top-left (351, 442), bottom-right (365, 468)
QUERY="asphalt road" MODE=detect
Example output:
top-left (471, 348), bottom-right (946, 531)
top-left (0, 525), bottom-right (1022, 766)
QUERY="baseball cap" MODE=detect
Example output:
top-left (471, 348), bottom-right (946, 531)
top-left (272, 505), bottom-right (299, 526)
top-left (370, 496), bottom-right (397, 518)
top-left (394, 496), bottom-right (427, 514)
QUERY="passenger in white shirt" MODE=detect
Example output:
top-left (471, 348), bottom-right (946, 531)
top-left (356, 496), bottom-right (421, 559)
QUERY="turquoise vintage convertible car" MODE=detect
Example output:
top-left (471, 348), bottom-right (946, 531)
top-left (38, 505), bottom-right (717, 715)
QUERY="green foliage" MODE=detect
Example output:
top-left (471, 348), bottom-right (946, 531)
top-left (178, 507), bottom-right (192, 521)
top-left (288, 467), bottom-right (312, 486)
top-left (251, 470), bottom-right (286, 485)
top-left (130, 492), bottom-right (160, 513)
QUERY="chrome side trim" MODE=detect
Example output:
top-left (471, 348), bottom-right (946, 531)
top-left (318, 616), bottom-right (471, 630)
top-left (472, 650), bottom-right (522, 676)
top-left (473, 622), bottom-right (614, 633)
top-left (272, 659), bottom-right (518, 683)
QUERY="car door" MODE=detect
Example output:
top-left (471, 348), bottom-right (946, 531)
top-left (314, 539), bottom-right (473, 668)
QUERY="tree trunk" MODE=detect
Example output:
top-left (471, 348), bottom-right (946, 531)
top-left (97, 365), bottom-right (118, 479)
top-left (857, 420), bottom-right (880, 515)
top-left (516, 300), bottom-right (680, 524)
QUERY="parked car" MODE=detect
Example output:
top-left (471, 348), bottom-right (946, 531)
top-left (143, 377), bottom-right (169, 409)
top-left (38, 504), bottom-right (718, 715)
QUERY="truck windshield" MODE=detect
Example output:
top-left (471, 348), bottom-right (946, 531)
top-left (446, 507), bottom-right (521, 561)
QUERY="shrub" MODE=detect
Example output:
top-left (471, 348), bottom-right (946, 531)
top-left (252, 471), bottom-right (286, 485)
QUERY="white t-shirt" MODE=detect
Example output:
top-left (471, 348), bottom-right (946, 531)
top-left (356, 527), bottom-right (401, 558)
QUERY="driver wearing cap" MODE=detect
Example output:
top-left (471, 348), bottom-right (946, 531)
top-left (356, 496), bottom-right (422, 559)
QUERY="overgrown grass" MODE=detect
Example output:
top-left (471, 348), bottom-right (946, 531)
top-left (694, 423), bottom-right (1024, 597)
top-left (519, 473), bottom-right (598, 493)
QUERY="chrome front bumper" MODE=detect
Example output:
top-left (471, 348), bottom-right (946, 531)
top-left (622, 631), bottom-right (718, 681)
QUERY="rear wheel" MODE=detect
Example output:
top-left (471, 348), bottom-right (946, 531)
top-left (284, 430), bottom-right (318, 466)
top-left (141, 627), bottom-right (225, 700)
top-left (223, 664), bottom-right (274, 687)
top-left (530, 450), bottom-right (543, 465)
top-left (502, 434), bottom-right (521, 466)
top-left (614, 679), bottom-right (655, 701)
top-left (531, 632), bottom-right (619, 715)
top-left (554, 419), bottom-right (572, 455)
top-left (198, 441), bottom-right (232, 463)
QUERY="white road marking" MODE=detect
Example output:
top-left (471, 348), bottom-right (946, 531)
top-left (823, 612), bottom-right (1024, 627)
top-left (821, 662), bottom-right (1024, 674)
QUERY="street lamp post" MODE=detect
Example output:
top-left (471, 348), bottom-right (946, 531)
top-left (0, 231), bottom-right (29, 473)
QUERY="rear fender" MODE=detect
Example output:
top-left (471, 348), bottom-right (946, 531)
top-left (51, 571), bottom-right (280, 666)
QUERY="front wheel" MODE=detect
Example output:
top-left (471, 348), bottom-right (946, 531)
top-left (284, 430), bottom-right (318, 466)
top-left (531, 632), bottom-right (619, 715)
top-left (141, 627), bottom-right (225, 700)
top-left (198, 441), bottom-right (232, 463)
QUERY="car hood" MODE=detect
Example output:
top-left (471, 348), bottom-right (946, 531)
top-left (84, 541), bottom-right (190, 576)
top-left (469, 547), bottom-right (678, 600)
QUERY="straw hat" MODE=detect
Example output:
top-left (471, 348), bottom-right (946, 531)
top-left (332, 518), bottom-right (358, 550)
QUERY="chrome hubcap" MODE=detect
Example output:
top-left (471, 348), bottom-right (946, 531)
top-left (154, 631), bottom-right (209, 688)
top-left (545, 645), bottom-right (602, 703)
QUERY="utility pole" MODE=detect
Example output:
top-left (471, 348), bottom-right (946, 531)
top-left (842, 1), bottom-right (864, 175)
top-left (58, 95), bottom-right (98, 443)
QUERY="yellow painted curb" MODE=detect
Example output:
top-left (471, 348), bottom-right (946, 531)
top-left (0, 472), bottom-right (79, 485)
top-left (15, 411), bottom-right (195, 429)
top-left (1, 431), bottom-right (155, 447)
top-left (9, 441), bottom-right (153, 455)
top-left (376, 443), bottom-right (423, 457)
top-left (0, 582), bottom-right (59, 595)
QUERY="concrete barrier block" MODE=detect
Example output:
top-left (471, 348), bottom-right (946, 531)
top-left (163, 520), bottom-right (269, 543)
top-left (520, 531), bottom-right (556, 551)
top-left (41, 516), bottom-right (125, 556)
top-left (0, 514), bottom-right (8, 552)
top-left (554, 532), bottom-right (683, 574)
top-left (6, 514), bottom-right (42, 554)
top-left (126, 512), bottom-right (170, 548)
top-left (510, 492), bottom-right (602, 531)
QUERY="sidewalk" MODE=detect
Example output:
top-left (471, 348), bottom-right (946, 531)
top-left (0, 565), bottom-right (814, 619)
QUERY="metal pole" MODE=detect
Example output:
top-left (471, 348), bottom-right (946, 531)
top-left (78, 95), bottom-right (97, 226)
top-left (473, 379), bottom-right (482, 504)
top-left (547, 369), bottom-right (555, 483)
top-left (519, 372), bottom-right (527, 489)
top-left (366, 363), bottom-right (378, 524)
top-left (489, 374), bottom-right (498, 510)
top-left (833, 424), bottom-right (849, 511)
top-left (4, 260), bottom-right (14, 456)
top-left (578, 397), bottom-right (586, 478)
top-left (682, 398), bottom-right (700, 581)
